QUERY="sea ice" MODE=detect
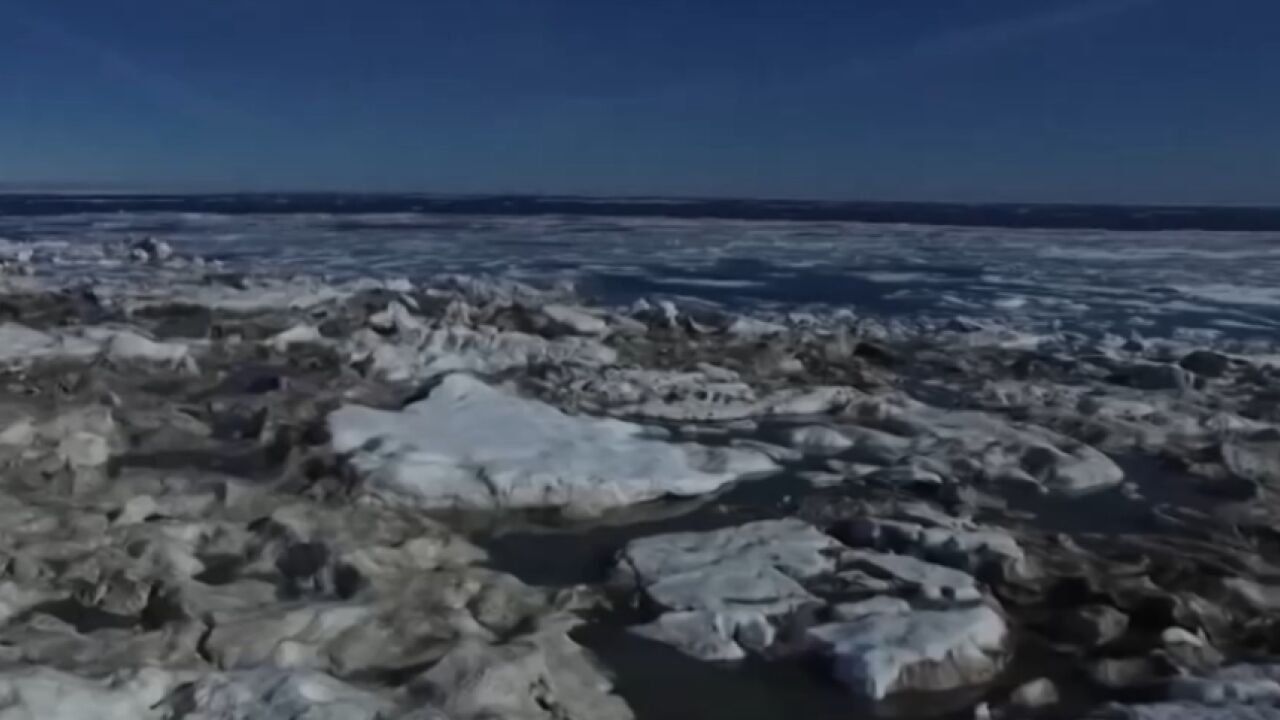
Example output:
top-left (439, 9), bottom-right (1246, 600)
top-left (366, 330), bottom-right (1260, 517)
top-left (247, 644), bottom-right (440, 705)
top-left (329, 374), bottom-right (776, 514)
top-left (806, 604), bottom-right (1010, 700)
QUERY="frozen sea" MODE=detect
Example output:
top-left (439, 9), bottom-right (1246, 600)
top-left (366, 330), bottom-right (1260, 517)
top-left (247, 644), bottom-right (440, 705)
top-left (2, 194), bottom-right (1279, 340)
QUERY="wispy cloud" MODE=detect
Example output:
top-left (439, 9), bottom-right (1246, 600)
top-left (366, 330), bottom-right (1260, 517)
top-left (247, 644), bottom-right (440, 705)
top-left (789, 0), bottom-right (1164, 96)
top-left (564, 0), bottom-right (1161, 110)
top-left (881, 0), bottom-right (1160, 69)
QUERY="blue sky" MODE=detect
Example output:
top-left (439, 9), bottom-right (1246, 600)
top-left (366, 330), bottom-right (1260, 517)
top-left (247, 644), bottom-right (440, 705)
top-left (1, 0), bottom-right (1277, 203)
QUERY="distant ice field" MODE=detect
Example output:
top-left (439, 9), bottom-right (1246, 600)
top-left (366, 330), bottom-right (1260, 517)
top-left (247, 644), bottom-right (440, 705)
top-left (2, 210), bottom-right (1278, 339)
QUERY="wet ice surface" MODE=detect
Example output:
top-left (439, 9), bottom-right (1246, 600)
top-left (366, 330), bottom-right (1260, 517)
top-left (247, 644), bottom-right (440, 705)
top-left (4, 211), bottom-right (1280, 338)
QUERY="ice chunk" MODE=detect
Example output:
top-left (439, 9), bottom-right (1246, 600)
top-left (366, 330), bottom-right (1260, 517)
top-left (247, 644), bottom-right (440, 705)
top-left (1169, 664), bottom-right (1280, 705)
top-left (806, 604), bottom-right (1010, 700)
top-left (329, 374), bottom-right (775, 514)
top-left (0, 667), bottom-right (176, 720)
top-left (0, 324), bottom-right (191, 368)
top-left (614, 519), bottom-right (841, 659)
top-left (787, 425), bottom-right (854, 454)
top-left (389, 326), bottom-right (616, 381)
top-left (831, 596), bottom-right (913, 622)
top-left (420, 630), bottom-right (633, 720)
top-left (852, 512), bottom-right (1026, 573)
top-left (368, 301), bottom-right (426, 335)
top-left (542, 304), bottom-right (609, 335)
top-left (176, 670), bottom-right (397, 720)
top-left (266, 323), bottom-right (325, 352)
top-left (0, 323), bottom-right (99, 364)
top-left (726, 316), bottom-right (788, 337)
top-left (99, 329), bottom-right (191, 366)
top-left (842, 551), bottom-right (982, 603)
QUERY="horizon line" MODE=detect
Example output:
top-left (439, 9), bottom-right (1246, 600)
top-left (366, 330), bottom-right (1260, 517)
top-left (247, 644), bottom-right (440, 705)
top-left (0, 185), bottom-right (1277, 212)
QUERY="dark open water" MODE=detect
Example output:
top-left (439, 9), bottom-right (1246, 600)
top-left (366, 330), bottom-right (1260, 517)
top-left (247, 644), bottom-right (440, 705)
top-left (4, 193), bottom-right (1280, 231)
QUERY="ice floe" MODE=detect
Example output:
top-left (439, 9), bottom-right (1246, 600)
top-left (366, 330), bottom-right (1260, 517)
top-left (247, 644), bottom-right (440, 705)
top-left (329, 374), bottom-right (776, 514)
